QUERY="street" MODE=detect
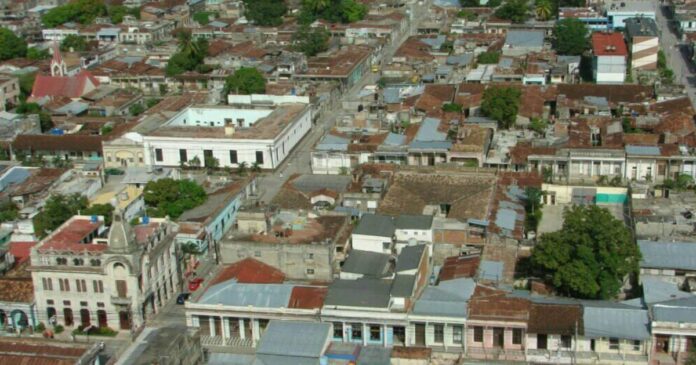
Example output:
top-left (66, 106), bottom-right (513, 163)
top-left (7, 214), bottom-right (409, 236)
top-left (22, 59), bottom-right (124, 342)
top-left (655, 4), bottom-right (696, 108)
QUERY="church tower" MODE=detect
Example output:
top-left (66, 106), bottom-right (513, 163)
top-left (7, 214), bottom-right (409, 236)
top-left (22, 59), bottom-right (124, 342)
top-left (50, 42), bottom-right (67, 77)
top-left (107, 209), bottom-right (135, 253)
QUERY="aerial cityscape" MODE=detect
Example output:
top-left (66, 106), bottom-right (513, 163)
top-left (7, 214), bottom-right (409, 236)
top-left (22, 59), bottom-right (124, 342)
top-left (0, 0), bottom-right (694, 364)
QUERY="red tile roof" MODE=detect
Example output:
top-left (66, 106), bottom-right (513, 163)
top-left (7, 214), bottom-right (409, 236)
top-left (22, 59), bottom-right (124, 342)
top-left (0, 278), bottom-right (33, 303)
top-left (0, 340), bottom-right (90, 365)
top-left (8, 242), bottom-right (36, 264)
top-left (592, 32), bottom-right (627, 56)
top-left (31, 70), bottom-right (99, 99)
top-left (12, 134), bottom-right (103, 153)
top-left (288, 286), bottom-right (328, 309)
top-left (210, 258), bottom-right (286, 285)
top-left (38, 218), bottom-right (106, 253)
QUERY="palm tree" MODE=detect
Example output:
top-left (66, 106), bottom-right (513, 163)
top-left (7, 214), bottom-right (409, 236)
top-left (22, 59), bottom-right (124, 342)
top-left (535, 0), bottom-right (552, 21)
top-left (304, 0), bottom-right (331, 13)
top-left (175, 29), bottom-right (203, 59)
top-left (237, 162), bottom-right (248, 176)
top-left (251, 162), bottom-right (262, 173)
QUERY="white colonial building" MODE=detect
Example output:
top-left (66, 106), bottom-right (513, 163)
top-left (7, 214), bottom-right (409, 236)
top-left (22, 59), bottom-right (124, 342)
top-left (142, 95), bottom-right (312, 170)
top-left (30, 212), bottom-right (180, 331)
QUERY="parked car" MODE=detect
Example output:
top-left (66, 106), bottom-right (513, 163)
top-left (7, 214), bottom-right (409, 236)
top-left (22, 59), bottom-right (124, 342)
top-left (176, 293), bottom-right (191, 305)
top-left (188, 278), bottom-right (204, 291)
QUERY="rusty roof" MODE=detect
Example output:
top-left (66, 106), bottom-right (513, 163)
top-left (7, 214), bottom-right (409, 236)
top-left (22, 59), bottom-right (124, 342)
top-left (0, 278), bottom-right (33, 303)
top-left (288, 286), bottom-right (328, 309)
top-left (528, 302), bottom-right (583, 335)
top-left (210, 258), bottom-right (286, 285)
top-left (0, 339), bottom-right (90, 365)
top-left (468, 286), bottom-right (531, 322)
top-left (37, 217), bottom-right (107, 254)
top-left (12, 134), bottom-right (103, 153)
top-left (438, 255), bottom-right (481, 281)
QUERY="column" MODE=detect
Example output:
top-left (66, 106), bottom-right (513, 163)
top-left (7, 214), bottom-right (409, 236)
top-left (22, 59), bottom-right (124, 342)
top-left (208, 317), bottom-right (215, 337)
top-left (363, 323), bottom-right (367, 346)
top-left (221, 316), bottom-right (229, 340)
top-left (239, 319), bottom-right (246, 340)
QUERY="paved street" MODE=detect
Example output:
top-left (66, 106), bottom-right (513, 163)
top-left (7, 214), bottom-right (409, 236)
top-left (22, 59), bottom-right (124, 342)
top-left (656, 4), bottom-right (696, 108)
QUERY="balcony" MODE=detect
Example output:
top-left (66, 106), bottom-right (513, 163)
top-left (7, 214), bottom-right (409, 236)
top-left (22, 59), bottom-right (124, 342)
top-left (111, 296), bottom-right (132, 305)
top-left (201, 335), bottom-right (254, 354)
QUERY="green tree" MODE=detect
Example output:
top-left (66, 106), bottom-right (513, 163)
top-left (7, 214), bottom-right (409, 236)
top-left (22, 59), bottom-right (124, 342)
top-left (204, 156), bottom-right (219, 171)
top-left (340, 0), bottom-right (368, 22)
top-left (61, 35), bottom-right (88, 52)
top-left (495, 0), bottom-right (529, 23)
top-left (238, 161), bottom-right (248, 176)
top-left (685, 346), bottom-right (696, 365)
top-left (193, 11), bottom-right (214, 25)
top-left (480, 87), bottom-right (521, 129)
top-left (457, 9), bottom-right (477, 20)
top-left (26, 47), bottom-right (50, 61)
top-left (530, 205), bottom-right (640, 299)
top-left (292, 25), bottom-right (330, 57)
top-left (143, 178), bottom-right (207, 219)
top-left (18, 72), bottom-right (36, 101)
top-left (0, 202), bottom-right (18, 223)
top-left (675, 173), bottom-right (694, 190)
top-left (165, 30), bottom-right (208, 76)
top-left (534, 0), bottom-right (553, 20)
top-left (476, 51), bottom-right (500, 64)
top-left (299, 0), bottom-right (366, 24)
top-left (42, 0), bottom-right (107, 27)
top-left (83, 203), bottom-right (115, 225)
top-left (251, 162), bottom-right (262, 173)
top-left (524, 187), bottom-right (543, 232)
top-left (146, 98), bottom-right (160, 108)
top-left (304, 0), bottom-right (331, 13)
top-left (129, 103), bottom-right (145, 116)
top-left (243, 0), bottom-right (287, 26)
top-left (442, 103), bottom-right (463, 113)
top-left (33, 194), bottom-right (89, 237)
top-left (107, 5), bottom-right (140, 24)
top-left (39, 112), bottom-right (53, 132)
top-left (554, 18), bottom-right (589, 55)
top-left (0, 28), bottom-right (27, 60)
top-left (529, 118), bottom-right (547, 135)
top-left (223, 67), bottom-right (266, 96)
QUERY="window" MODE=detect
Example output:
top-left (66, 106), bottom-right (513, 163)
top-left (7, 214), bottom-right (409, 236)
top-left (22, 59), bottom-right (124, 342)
top-left (63, 300), bottom-right (70, 306)
top-left (513, 328), bottom-right (522, 345)
top-left (452, 325), bottom-right (463, 345)
top-left (254, 251), bottom-right (261, 257)
top-left (537, 334), bottom-right (548, 349)
top-left (351, 324), bottom-right (362, 340)
top-left (609, 338), bottom-right (620, 350)
top-left (73, 258), bottom-right (83, 266)
top-left (75, 279), bottom-right (87, 293)
top-left (47, 299), bottom-right (54, 305)
top-left (561, 335), bottom-right (572, 349)
top-left (307, 253), bottom-right (314, 259)
top-left (42, 278), bottom-right (53, 291)
top-left (434, 324), bottom-right (444, 343)
top-left (56, 257), bottom-right (67, 265)
top-left (633, 340), bottom-right (641, 351)
top-left (97, 302), bottom-right (104, 308)
top-left (255, 151), bottom-right (264, 165)
top-left (155, 148), bottom-right (163, 162)
top-left (229, 150), bottom-right (238, 164)
top-left (80, 301), bottom-right (88, 307)
top-left (370, 325), bottom-right (381, 341)
top-left (93, 280), bottom-right (104, 293)
top-left (90, 259), bottom-right (101, 267)
top-left (59, 279), bottom-right (70, 292)
top-left (333, 323), bottom-right (343, 339)
top-left (306, 268), bottom-right (315, 275)
top-left (473, 326), bottom-right (483, 342)
top-left (179, 149), bottom-right (187, 162)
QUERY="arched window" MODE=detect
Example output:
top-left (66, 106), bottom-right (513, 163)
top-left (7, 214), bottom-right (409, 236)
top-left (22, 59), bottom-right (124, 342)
top-left (90, 259), bottom-right (101, 267)
top-left (73, 258), bottom-right (84, 266)
top-left (56, 258), bottom-right (67, 265)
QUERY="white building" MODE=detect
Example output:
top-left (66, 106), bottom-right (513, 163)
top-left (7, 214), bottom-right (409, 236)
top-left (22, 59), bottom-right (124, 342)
top-left (143, 96), bottom-right (312, 170)
top-left (30, 212), bottom-right (180, 331)
top-left (592, 32), bottom-right (628, 84)
top-left (605, 0), bottom-right (656, 29)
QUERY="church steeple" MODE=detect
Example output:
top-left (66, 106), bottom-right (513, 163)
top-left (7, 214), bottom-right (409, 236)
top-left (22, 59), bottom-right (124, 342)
top-left (50, 42), bottom-right (67, 77)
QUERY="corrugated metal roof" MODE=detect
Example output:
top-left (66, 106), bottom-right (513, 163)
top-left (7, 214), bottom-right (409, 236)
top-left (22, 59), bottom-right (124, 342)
top-left (198, 282), bottom-right (293, 308)
top-left (625, 145), bottom-right (661, 156)
top-left (505, 30), bottom-right (545, 48)
top-left (341, 250), bottom-right (391, 277)
top-left (638, 240), bottom-right (696, 271)
top-left (353, 214), bottom-right (395, 237)
top-left (324, 278), bottom-right (392, 308)
top-left (292, 174), bottom-right (351, 194)
top-left (583, 306), bottom-right (650, 340)
top-left (315, 134), bottom-right (349, 151)
top-left (653, 297), bottom-right (696, 323)
top-left (383, 132), bottom-right (407, 146)
top-left (391, 274), bottom-right (417, 297)
top-left (412, 278), bottom-right (475, 318)
top-left (208, 353), bottom-right (254, 365)
top-left (479, 260), bottom-right (504, 282)
top-left (256, 321), bottom-right (330, 358)
top-left (394, 215), bottom-right (433, 230)
top-left (495, 208), bottom-right (517, 231)
top-left (357, 346), bottom-right (391, 365)
top-left (641, 276), bottom-right (693, 305)
top-left (395, 244), bottom-right (426, 272)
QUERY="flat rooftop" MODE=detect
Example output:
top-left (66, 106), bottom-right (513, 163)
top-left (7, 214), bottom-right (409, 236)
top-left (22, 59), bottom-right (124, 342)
top-left (146, 103), bottom-right (308, 140)
top-left (37, 216), bottom-right (106, 253)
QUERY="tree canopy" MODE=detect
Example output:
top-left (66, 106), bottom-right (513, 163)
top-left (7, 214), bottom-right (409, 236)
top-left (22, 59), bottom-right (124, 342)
top-left (494, 0), bottom-right (529, 23)
top-left (27, 47), bottom-right (50, 60)
top-left (243, 0), bottom-right (287, 26)
top-left (223, 67), bottom-right (266, 96)
top-left (476, 51), bottom-right (500, 64)
top-left (165, 30), bottom-right (209, 76)
top-left (530, 205), bottom-right (640, 299)
top-left (299, 0), bottom-right (367, 24)
top-left (554, 18), bottom-right (589, 55)
top-left (143, 178), bottom-right (207, 219)
top-left (480, 86), bottom-right (521, 129)
top-left (42, 0), bottom-right (107, 27)
top-left (60, 35), bottom-right (88, 52)
top-left (83, 203), bottom-right (115, 226)
top-left (33, 194), bottom-right (88, 238)
top-left (107, 5), bottom-right (140, 24)
top-left (292, 25), bottom-right (330, 57)
top-left (460, 0), bottom-right (502, 7)
top-left (0, 202), bottom-right (18, 223)
top-left (0, 28), bottom-right (27, 61)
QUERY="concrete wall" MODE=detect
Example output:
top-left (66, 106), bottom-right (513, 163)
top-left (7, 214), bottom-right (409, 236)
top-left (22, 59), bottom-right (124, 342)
top-left (351, 233), bottom-right (392, 254)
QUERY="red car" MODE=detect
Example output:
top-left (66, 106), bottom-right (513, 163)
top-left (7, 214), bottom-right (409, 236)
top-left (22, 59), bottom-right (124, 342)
top-left (188, 278), bottom-right (204, 291)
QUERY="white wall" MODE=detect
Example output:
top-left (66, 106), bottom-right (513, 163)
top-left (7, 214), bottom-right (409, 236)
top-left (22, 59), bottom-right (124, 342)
top-left (395, 228), bottom-right (433, 243)
top-left (311, 152), bottom-right (351, 175)
top-left (596, 55), bottom-right (626, 84)
top-left (228, 94), bottom-right (310, 104)
top-left (626, 158), bottom-right (657, 181)
top-left (167, 107), bottom-right (272, 127)
top-left (351, 233), bottom-right (392, 254)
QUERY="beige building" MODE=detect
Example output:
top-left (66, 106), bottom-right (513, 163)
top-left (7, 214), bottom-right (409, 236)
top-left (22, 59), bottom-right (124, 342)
top-left (103, 132), bottom-right (146, 169)
top-left (0, 74), bottom-right (20, 110)
top-left (30, 212), bottom-right (180, 331)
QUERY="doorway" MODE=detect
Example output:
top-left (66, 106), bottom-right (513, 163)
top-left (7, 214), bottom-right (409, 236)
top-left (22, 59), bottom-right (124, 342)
top-left (97, 310), bottom-right (107, 328)
top-left (63, 308), bottom-right (73, 326)
top-left (655, 335), bottom-right (670, 353)
top-left (493, 327), bottom-right (505, 348)
top-left (79, 309), bottom-right (90, 327)
top-left (414, 323), bottom-right (426, 346)
top-left (537, 334), bottom-right (548, 349)
top-left (119, 311), bottom-right (131, 330)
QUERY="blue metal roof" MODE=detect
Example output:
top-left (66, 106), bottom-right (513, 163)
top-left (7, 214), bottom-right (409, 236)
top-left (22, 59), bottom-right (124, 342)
top-left (256, 321), bottom-right (330, 358)
top-left (495, 208), bottom-right (517, 231)
top-left (383, 132), bottom-right (407, 146)
top-left (479, 260), bottom-right (504, 282)
top-left (198, 283), bottom-right (293, 308)
top-left (653, 297), bottom-right (696, 323)
top-left (583, 306), bottom-right (650, 340)
top-left (316, 134), bottom-right (349, 151)
top-left (382, 88), bottom-right (401, 104)
top-left (505, 30), bottom-right (545, 48)
top-left (639, 240), bottom-right (696, 271)
top-left (625, 145), bottom-right (661, 156)
top-left (412, 278), bottom-right (476, 318)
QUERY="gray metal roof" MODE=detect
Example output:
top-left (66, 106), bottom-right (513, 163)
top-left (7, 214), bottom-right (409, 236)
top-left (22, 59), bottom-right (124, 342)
top-left (357, 346), bottom-right (391, 365)
top-left (391, 274), bottom-right (417, 297)
top-left (626, 145), bottom-right (661, 156)
top-left (341, 250), bottom-right (391, 278)
top-left (394, 214), bottom-right (433, 230)
top-left (316, 134), bottom-right (349, 151)
top-left (638, 240), bottom-right (696, 271)
top-left (641, 276), bottom-right (694, 305)
top-left (253, 355), bottom-right (319, 365)
top-left (446, 53), bottom-right (474, 66)
top-left (208, 353), bottom-right (254, 365)
top-left (55, 100), bottom-right (89, 115)
top-left (412, 278), bottom-right (475, 318)
top-left (198, 283), bottom-right (293, 308)
top-left (383, 132), bottom-right (407, 146)
top-left (582, 306), bottom-right (650, 340)
top-left (292, 174), bottom-right (351, 194)
top-left (625, 17), bottom-right (658, 37)
top-left (256, 321), bottom-right (330, 358)
top-left (324, 279), bottom-right (392, 308)
top-left (495, 208), bottom-right (517, 231)
top-left (653, 297), bottom-right (696, 323)
top-left (395, 244), bottom-right (426, 273)
top-left (505, 30), bottom-right (545, 48)
top-left (479, 260), bottom-right (504, 282)
top-left (353, 214), bottom-right (396, 237)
